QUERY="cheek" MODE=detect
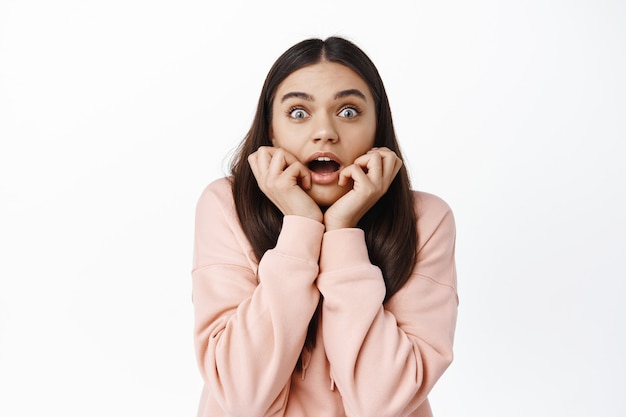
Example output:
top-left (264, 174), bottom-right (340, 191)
top-left (270, 120), bottom-right (301, 150)
top-left (270, 124), bottom-right (286, 148)
top-left (346, 124), bottom-right (376, 151)
top-left (365, 118), bottom-right (377, 146)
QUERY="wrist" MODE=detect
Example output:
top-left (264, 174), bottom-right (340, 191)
top-left (279, 200), bottom-right (323, 223)
top-left (323, 217), bottom-right (357, 231)
top-left (286, 207), bottom-right (323, 223)
top-left (305, 211), bottom-right (324, 224)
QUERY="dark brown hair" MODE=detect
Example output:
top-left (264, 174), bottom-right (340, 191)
top-left (229, 37), bottom-right (418, 368)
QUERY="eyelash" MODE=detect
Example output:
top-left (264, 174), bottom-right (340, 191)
top-left (338, 105), bottom-right (362, 118)
top-left (286, 106), bottom-right (308, 119)
top-left (285, 105), bottom-right (363, 119)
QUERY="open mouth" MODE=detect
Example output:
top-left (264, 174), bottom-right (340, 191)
top-left (308, 156), bottom-right (340, 175)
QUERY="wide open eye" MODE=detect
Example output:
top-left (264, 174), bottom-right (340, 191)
top-left (288, 108), bottom-right (309, 119)
top-left (338, 106), bottom-right (360, 119)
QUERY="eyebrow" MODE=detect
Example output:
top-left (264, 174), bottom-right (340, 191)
top-left (334, 89), bottom-right (367, 101)
top-left (280, 89), bottom-right (367, 103)
top-left (280, 92), bottom-right (313, 102)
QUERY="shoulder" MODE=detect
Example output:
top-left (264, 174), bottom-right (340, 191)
top-left (196, 177), bottom-right (235, 215)
top-left (194, 177), bottom-right (256, 270)
top-left (198, 176), bottom-right (234, 202)
top-left (412, 190), bottom-right (453, 218)
top-left (195, 177), bottom-right (240, 240)
top-left (411, 191), bottom-right (456, 252)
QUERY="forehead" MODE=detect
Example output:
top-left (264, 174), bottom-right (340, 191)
top-left (276, 61), bottom-right (372, 99)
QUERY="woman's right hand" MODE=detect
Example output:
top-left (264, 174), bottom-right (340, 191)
top-left (248, 146), bottom-right (323, 223)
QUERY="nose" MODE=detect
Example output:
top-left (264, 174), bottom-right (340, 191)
top-left (311, 114), bottom-right (338, 143)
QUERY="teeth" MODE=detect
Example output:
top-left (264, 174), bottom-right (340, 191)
top-left (316, 157), bottom-right (332, 162)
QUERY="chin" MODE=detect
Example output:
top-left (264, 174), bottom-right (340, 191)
top-left (307, 185), bottom-right (347, 208)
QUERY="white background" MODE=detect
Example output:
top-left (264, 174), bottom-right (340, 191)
top-left (1, 1), bottom-right (625, 416)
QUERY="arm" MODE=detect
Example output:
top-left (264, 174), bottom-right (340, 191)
top-left (192, 179), bottom-right (324, 416)
top-left (317, 192), bottom-right (458, 417)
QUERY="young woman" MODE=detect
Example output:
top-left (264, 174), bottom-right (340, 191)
top-left (192, 37), bottom-right (458, 417)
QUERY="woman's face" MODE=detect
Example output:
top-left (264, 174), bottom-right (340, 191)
top-left (270, 61), bottom-right (377, 207)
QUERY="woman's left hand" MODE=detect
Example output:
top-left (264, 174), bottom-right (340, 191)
top-left (323, 147), bottom-right (403, 231)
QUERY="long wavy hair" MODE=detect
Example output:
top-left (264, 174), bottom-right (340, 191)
top-left (230, 37), bottom-right (418, 370)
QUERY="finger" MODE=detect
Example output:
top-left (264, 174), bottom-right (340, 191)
top-left (338, 163), bottom-right (370, 187)
top-left (283, 161), bottom-right (312, 189)
top-left (368, 147), bottom-right (402, 180)
top-left (366, 146), bottom-right (395, 160)
top-left (255, 146), bottom-right (275, 166)
top-left (265, 146), bottom-right (301, 165)
top-left (337, 164), bottom-right (355, 187)
top-left (392, 156), bottom-right (403, 177)
top-left (353, 152), bottom-right (383, 179)
top-left (249, 147), bottom-right (282, 186)
top-left (383, 152), bottom-right (403, 181)
top-left (265, 149), bottom-right (313, 191)
top-left (247, 152), bottom-right (263, 180)
top-left (380, 151), bottom-right (401, 180)
top-left (267, 148), bottom-right (290, 175)
top-left (276, 148), bottom-right (300, 166)
top-left (367, 146), bottom-right (394, 162)
top-left (255, 146), bottom-right (283, 170)
top-left (367, 146), bottom-right (386, 153)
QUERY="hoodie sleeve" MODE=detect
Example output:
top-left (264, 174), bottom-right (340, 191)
top-left (192, 179), bottom-right (324, 416)
top-left (316, 192), bottom-right (458, 417)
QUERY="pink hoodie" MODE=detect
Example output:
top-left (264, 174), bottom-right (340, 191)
top-left (192, 177), bottom-right (457, 417)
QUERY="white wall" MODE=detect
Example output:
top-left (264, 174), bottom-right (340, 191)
top-left (1, 1), bottom-right (624, 415)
